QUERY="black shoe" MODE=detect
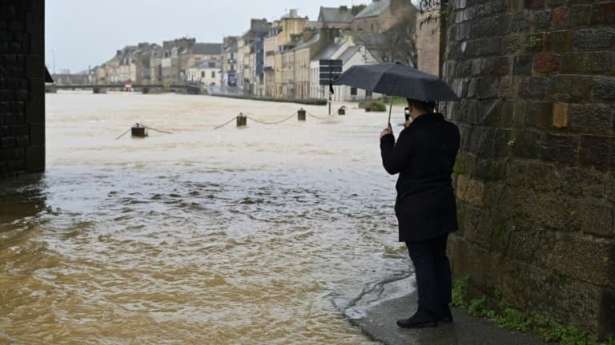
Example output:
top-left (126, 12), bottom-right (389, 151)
top-left (439, 308), bottom-right (454, 323)
top-left (396, 311), bottom-right (439, 329)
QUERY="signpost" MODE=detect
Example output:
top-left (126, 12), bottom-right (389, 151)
top-left (319, 59), bottom-right (343, 116)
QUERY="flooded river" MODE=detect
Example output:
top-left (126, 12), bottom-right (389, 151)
top-left (0, 92), bottom-right (413, 345)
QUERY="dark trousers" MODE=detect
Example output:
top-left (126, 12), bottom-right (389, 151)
top-left (405, 233), bottom-right (452, 317)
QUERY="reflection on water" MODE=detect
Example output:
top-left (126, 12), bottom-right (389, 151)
top-left (0, 92), bottom-right (412, 345)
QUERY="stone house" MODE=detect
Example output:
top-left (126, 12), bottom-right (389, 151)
top-left (186, 60), bottom-right (222, 87)
top-left (222, 36), bottom-right (239, 87)
top-left (279, 28), bottom-right (340, 100)
top-left (234, 19), bottom-right (270, 95)
top-left (263, 10), bottom-right (309, 98)
top-left (159, 38), bottom-right (222, 85)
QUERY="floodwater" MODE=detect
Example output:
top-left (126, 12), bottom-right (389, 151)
top-left (0, 92), bottom-right (414, 345)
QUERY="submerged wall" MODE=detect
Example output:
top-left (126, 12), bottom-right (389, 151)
top-left (443, 0), bottom-right (615, 338)
top-left (0, 0), bottom-right (45, 178)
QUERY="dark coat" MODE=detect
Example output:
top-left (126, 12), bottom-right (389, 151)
top-left (380, 113), bottom-right (460, 242)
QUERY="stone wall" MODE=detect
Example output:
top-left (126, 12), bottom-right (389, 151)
top-left (443, 0), bottom-right (615, 339)
top-left (0, 0), bottom-right (45, 179)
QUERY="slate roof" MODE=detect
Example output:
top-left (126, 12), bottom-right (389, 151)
top-left (294, 32), bottom-right (321, 50)
top-left (355, 0), bottom-right (391, 18)
top-left (193, 43), bottom-right (223, 55)
top-left (318, 7), bottom-right (354, 23)
top-left (338, 46), bottom-right (362, 64)
top-left (314, 42), bottom-right (344, 60)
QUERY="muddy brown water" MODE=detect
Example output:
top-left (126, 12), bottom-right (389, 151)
top-left (0, 92), bottom-right (413, 345)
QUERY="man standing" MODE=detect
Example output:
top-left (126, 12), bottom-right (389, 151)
top-left (380, 99), bottom-right (461, 328)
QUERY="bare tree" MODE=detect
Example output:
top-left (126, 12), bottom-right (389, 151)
top-left (353, 12), bottom-right (418, 67)
top-left (380, 13), bottom-right (418, 66)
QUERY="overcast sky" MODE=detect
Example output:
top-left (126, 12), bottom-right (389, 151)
top-left (45, 0), bottom-right (368, 73)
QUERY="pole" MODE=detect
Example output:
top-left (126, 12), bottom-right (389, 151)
top-left (387, 96), bottom-right (393, 125)
top-left (329, 87), bottom-right (332, 116)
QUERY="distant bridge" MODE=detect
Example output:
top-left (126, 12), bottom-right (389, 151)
top-left (47, 83), bottom-right (202, 94)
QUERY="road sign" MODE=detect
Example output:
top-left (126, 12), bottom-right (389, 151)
top-left (319, 59), bottom-right (343, 85)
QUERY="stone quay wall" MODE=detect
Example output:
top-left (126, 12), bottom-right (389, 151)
top-left (0, 0), bottom-right (45, 179)
top-left (443, 0), bottom-right (615, 338)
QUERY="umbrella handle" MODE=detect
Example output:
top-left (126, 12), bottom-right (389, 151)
top-left (387, 96), bottom-right (393, 126)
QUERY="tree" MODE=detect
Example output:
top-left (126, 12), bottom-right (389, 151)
top-left (353, 12), bottom-right (418, 67)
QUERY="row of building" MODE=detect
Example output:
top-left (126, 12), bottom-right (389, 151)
top-left (88, 0), bottom-right (439, 102)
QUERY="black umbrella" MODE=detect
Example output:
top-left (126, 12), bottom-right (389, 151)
top-left (333, 63), bottom-right (458, 124)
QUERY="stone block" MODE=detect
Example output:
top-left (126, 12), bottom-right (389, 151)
top-left (530, 9), bottom-right (552, 29)
top-left (548, 75), bottom-right (593, 102)
top-left (592, 77), bottom-right (615, 101)
top-left (541, 133), bottom-right (580, 165)
top-left (546, 0), bottom-right (566, 7)
top-left (525, 0), bottom-right (545, 9)
top-left (519, 76), bottom-right (549, 99)
top-left (474, 157), bottom-right (509, 181)
top-left (573, 28), bottom-right (615, 50)
top-left (579, 200), bottom-right (614, 238)
top-left (506, 228), bottom-right (557, 266)
top-left (599, 288), bottom-right (615, 339)
top-left (456, 175), bottom-right (486, 207)
top-left (560, 166), bottom-right (607, 199)
top-left (549, 234), bottom-right (613, 287)
top-left (510, 13), bottom-right (531, 32)
top-left (591, 2), bottom-right (615, 25)
top-left (580, 135), bottom-right (611, 171)
top-left (513, 54), bottom-right (532, 75)
top-left (568, 103), bottom-right (614, 134)
top-left (476, 76), bottom-right (499, 99)
top-left (526, 101), bottom-right (553, 128)
top-left (533, 52), bottom-right (560, 74)
top-left (507, 0), bottom-right (524, 13)
top-left (552, 102), bottom-right (568, 128)
top-left (545, 29), bottom-right (573, 51)
top-left (551, 6), bottom-right (569, 27)
top-left (512, 129), bottom-right (543, 159)
top-left (570, 5), bottom-right (592, 26)
top-left (560, 52), bottom-right (615, 75)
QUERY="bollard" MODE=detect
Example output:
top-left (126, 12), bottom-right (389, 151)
top-left (131, 123), bottom-right (148, 138)
top-left (236, 113), bottom-right (248, 127)
top-left (338, 106), bottom-right (346, 116)
top-left (298, 108), bottom-right (306, 121)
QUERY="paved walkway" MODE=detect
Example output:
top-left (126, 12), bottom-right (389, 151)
top-left (342, 280), bottom-right (552, 345)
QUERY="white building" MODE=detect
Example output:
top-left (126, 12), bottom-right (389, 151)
top-left (186, 60), bottom-right (222, 87)
top-left (309, 36), bottom-right (380, 102)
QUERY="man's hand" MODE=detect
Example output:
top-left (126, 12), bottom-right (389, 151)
top-left (380, 124), bottom-right (393, 139)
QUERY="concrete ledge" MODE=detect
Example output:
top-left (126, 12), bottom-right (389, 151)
top-left (341, 279), bottom-right (550, 345)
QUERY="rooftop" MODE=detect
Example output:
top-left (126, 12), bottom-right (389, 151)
top-left (355, 0), bottom-right (391, 18)
top-left (193, 43), bottom-right (223, 55)
top-left (318, 6), bottom-right (354, 23)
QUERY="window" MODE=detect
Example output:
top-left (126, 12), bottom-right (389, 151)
top-left (201, 71), bottom-right (205, 78)
top-left (211, 71), bottom-right (216, 78)
top-left (351, 87), bottom-right (357, 96)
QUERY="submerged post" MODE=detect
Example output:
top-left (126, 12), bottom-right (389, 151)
top-left (236, 113), bottom-right (247, 127)
top-left (298, 108), bottom-right (306, 121)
